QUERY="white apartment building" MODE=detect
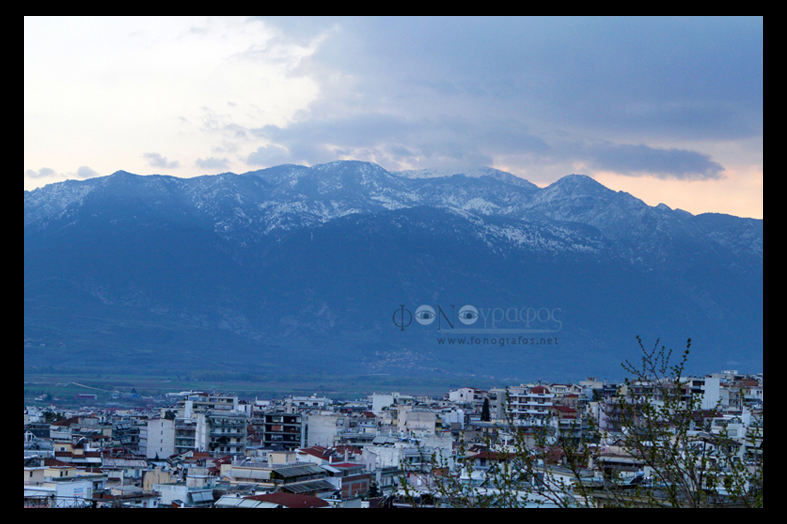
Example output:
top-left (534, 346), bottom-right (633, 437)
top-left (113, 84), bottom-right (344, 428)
top-left (141, 418), bottom-right (175, 459)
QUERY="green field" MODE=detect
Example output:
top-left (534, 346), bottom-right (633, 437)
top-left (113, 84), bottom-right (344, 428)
top-left (23, 371), bottom-right (496, 405)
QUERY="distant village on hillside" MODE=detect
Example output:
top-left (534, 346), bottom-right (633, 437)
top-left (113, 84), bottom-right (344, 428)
top-left (24, 368), bottom-right (763, 508)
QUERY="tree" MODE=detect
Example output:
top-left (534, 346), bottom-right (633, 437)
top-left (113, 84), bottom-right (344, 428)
top-left (399, 337), bottom-right (763, 508)
top-left (481, 398), bottom-right (491, 422)
top-left (594, 337), bottom-right (763, 507)
top-left (368, 481), bottom-right (383, 498)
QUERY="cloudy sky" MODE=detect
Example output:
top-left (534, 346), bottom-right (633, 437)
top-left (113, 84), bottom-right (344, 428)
top-left (24, 17), bottom-right (762, 218)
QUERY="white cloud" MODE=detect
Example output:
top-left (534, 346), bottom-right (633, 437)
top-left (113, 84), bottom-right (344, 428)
top-left (25, 167), bottom-right (58, 179)
top-left (24, 17), bottom-right (320, 186)
top-left (143, 152), bottom-right (179, 169)
top-left (76, 166), bottom-right (100, 179)
top-left (194, 157), bottom-right (231, 170)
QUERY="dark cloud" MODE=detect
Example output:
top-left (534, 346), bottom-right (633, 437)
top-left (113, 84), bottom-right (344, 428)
top-left (261, 17), bottom-right (761, 140)
top-left (245, 112), bottom-right (724, 180)
top-left (582, 143), bottom-right (725, 180)
top-left (142, 152), bottom-right (180, 169)
top-left (248, 113), bottom-right (547, 171)
top-left (245, 17), bottom-right (760, 178)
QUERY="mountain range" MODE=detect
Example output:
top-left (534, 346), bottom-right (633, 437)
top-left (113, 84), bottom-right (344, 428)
top-left (24, 160), bottom-right (763, 383)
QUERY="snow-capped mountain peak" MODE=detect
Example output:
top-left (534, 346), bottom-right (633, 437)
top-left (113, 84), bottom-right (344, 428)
top-left (24, 159), bottom-right (762, 381)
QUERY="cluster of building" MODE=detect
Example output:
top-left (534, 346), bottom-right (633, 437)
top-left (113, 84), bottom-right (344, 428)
top-left (24, 369), bottom-right (763, 508)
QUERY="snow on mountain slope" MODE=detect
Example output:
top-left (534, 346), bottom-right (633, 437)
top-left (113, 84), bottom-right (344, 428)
top-left (24, 160), bottom-right (761, 265)
top-left (24, 160), bottom-right (763, 380)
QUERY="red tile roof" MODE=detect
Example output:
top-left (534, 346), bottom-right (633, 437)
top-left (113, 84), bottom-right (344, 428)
top-left (43, 458), bottom-right (72, 467)
top-left (50, 416), bottom-right (80, 427)
top-left (333, 445), bottom-right (361, 455)
top-left (472, 450), bottom-right (514, 461)
top-left (298, 445), bottom-right (361, 461)
top-left (245, 493), bottom-right (330, 508)
top-left (298, 446), bottom-right (330, 459)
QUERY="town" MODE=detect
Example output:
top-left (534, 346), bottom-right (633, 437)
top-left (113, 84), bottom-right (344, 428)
top-left (24, 367), bottom-right (763, 508)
